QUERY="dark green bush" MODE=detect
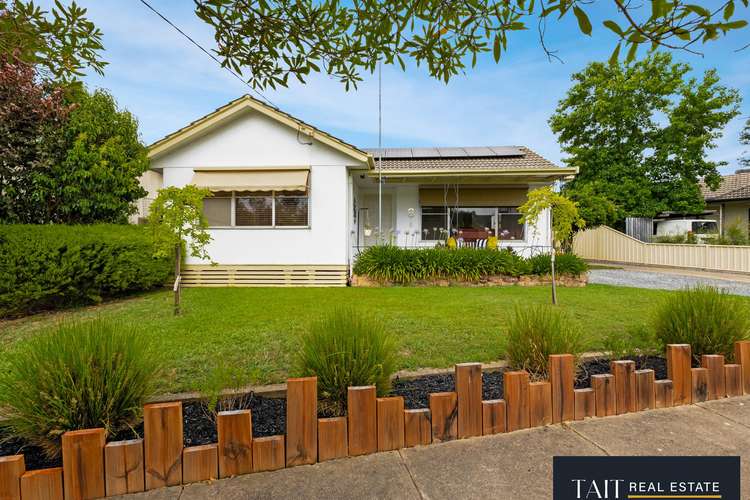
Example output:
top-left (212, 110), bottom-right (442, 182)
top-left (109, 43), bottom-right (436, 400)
top-left (504, 304), bottom-right (588, 380)
top-left (654, 285), bottom-right (750, 362)
top-left (353, 246), bottom-right (586, 283)
top-left (525, 253), bottom-right (588, 276)
top-left (294, 308), bottom-right (397, 415)
top-left (0, 318), bottom-right (160, 458)
top-left (0, 224), bottom-right (172, 317)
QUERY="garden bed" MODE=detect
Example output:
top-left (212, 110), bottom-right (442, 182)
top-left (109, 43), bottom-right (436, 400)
top-left (0, 355), bottom-right (669, 471)
top-left (351, 273), bottom-right (588, 288)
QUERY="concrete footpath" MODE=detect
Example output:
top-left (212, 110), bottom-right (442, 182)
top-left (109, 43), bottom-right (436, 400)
top-left (121, 397), bottom-right (750, 499)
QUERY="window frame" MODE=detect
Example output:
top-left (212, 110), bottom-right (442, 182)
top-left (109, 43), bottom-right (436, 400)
top-left (205, 189), bottom-right (310, 229)
top-left (419, 205), bottom-right (527, 242)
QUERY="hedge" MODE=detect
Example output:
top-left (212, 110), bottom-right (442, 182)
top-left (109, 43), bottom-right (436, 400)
top-left (0, 224), bottom-right (172, 318)
top-left (352, 245), bottom-right (588, 284)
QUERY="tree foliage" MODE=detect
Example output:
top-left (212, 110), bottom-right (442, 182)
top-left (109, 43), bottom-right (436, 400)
top-left (741, 117), bottom-right (750, 167)
top-left (0, 61), bottom-right (149, 224)
top-left (550, 52), bottom-right (741, 223)
top-left (518, 186), bottom-right (584, 246)
top-left (0, 1), bottom-right (105, 82)
top-left (195, 0), bottom-right (749, 90)
top-left (149, 185), bottom-right (213, 262)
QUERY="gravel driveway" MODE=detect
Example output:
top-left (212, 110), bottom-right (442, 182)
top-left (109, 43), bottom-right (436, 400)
top-left (588, 269), bottom-right (750, 296)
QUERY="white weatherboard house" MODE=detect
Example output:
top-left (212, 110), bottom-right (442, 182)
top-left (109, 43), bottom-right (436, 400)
top-left (143, 95), bottom-right (577, 286)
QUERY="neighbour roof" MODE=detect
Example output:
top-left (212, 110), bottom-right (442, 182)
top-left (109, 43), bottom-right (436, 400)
top-left (148, 95), bottom-right (373, 167)
top-left (364, 146), bottom-right (576, 175)
top-left (701, 170), bottom-right (750, 202)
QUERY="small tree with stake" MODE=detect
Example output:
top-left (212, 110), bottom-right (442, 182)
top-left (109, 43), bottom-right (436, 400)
top-left (149, 185), bottom-right (213, 315)
top-left (519, 187), bottom-right (585, 305)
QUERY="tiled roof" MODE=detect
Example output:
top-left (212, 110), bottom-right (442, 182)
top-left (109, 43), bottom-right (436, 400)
top-left (364, 147), bottom-right (565, 172)
top-left (702, 171), bottom-right (750, 201)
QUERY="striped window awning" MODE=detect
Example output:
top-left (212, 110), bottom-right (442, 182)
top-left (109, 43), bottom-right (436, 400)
top-left (191, 169), bottom-right (309, 192)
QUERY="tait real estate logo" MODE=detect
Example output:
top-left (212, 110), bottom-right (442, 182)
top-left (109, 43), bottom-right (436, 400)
top-left (553, 456), bottom-right (740, 500)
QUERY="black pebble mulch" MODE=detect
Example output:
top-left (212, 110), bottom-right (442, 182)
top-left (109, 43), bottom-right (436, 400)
top-left (0, 356), bottom-right (669, 471)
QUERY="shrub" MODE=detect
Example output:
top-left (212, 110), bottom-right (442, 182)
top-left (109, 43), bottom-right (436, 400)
top-left (525, 253), bottom-right (588, 276)
top-left (0, 318), bottom-right (160, 458)
top-left (294, 308), bottom-right (397, 415)
top-left (504, 304), bottom-right (587, 380)
top-left (0, 224), bottom-right (172, 317)
top-left (653, 285), bottom-right (750, 362)
top-left (353, 245), bottom-right (539, 283)
top-left (196, 361), bottom-right (254, 424)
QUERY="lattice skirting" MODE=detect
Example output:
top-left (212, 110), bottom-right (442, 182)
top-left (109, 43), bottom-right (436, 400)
top-left (181, 265), bottom-right (349, 287)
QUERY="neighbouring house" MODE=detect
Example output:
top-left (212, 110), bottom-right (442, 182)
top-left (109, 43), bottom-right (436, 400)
top-left (702, 169), bottom-right (750, 236)
top-left (140, 95), bottom-right (576, 286)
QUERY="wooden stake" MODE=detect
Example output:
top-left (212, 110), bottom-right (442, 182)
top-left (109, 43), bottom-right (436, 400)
top-left (735, 341), bottom-right (750, 395)
top-left (20, 468), bottom-right (63, 500)
top-left (701, 355), bottom-right (726, 400)
top-left (347, 386), bottom-right (377, 456)
top-left (611, 360), bottom-right (636, 414)
top-left (217, 409), bottom-right (253, 478)
top-left (529, 381), bottom-right (552, 427)
top-left (574, 389), bottom-right (595, 420)
top-left (592, 374), bottom-right (616, 417)
top-left (182, 444), bottom-right (218, 483)
top-left (635, 369), bottom-right (656, 411)
top-left (549, 354), bottom-right (575, 423)
top-left (377, 397), bottom-right (405, 451)
top-left (286, 377), bottom-right (317, 467)
top-left (143, 402), bottom-right (183, 489)
top-left (404, 409), bottom-right (432, 447)
top-left (667, 344), bottom-right (692, 405)
top-left (0, 455), bottom-right (24, 500)
top-left (253, 435), bottom-right (285, 472)
top-left (503, 371), bottom-right (530, 432)
top-left (104, 439), bottom-right (145, 495)
top-left (725, 364), bottom-right (743, 397)
top-left (482, 400), bottom-right (506, 435)
top-left (691, 367), bottom-right (709, 403)
top-left (62, 428), bottom-right (106, 500)
top-left (429, 392), bottom-right (458, 443)
top-left (318, 417), bottom-right (348, 461)
top-left (654, 379), bottom-right (674, 409)
top-left (455, 363), bottom-right (483, 438)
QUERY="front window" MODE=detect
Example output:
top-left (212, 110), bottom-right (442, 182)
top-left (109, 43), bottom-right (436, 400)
top-left (203, 189), bottom-right (309, 228)
top-left (421, 205), bottom-right (525, 241)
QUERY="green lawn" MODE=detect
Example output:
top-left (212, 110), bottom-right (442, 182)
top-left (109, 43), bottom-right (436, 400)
top-left (0, 285), bottom-right (718, 394)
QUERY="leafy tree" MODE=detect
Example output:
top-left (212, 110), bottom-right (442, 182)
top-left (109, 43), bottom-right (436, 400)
top-left (0, 69), bottom-right (149, 224)
top-left (48, 89), bottom-right (149, 223)
top-left (0, 58), bottom-right (69, 223)
top-left (740, 117), bottom-right (750, 167)
top-left (518, 186), bottom-right (584, 304)
top-left (550, 52), bottom-right (741, 224)
top-left (149, 186), bottom-right (213, 315)
top-left (0, 1), bottom-right (105, 82)
top-left (195, 0), bottom-right (749, 90)
top-left (563, 183), bottom-right (619, 228)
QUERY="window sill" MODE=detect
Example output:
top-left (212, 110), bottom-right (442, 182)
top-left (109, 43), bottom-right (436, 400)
top-left (208, 226), bottom-right (311, 230)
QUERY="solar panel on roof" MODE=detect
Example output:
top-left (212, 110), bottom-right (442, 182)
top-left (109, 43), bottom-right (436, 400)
top-left (488, 146), bottom-right (524, 156)
top-left (463, 146), bottom-right (495, 156)
top-left (411, 147), bottom-right (440, 158)
top-left (436, 147), bottom-right (468, 158)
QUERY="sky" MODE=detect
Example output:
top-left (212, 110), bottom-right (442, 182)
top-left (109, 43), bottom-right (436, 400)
top-left (42, 0), bottom-right (750, 174)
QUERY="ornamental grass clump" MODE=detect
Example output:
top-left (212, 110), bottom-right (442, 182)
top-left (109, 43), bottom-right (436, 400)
top-left (654, 285), bottom-right (750, 362)
top-left (0, 318), bottom-right (160, 458)
top-left (295, 308), bottom-right (397, 415)
top-left (504, 304), bottom-right (587, 380)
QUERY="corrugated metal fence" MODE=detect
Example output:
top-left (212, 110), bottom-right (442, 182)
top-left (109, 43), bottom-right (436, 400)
top-left (573, 225), bottom-right (750, 274)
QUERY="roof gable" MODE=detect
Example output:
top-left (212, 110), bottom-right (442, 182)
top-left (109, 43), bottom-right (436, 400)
top-left (148, 95), bottom-right (373, 167)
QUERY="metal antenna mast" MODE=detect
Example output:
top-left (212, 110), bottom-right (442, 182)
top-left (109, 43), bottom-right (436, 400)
top-left (378, 62), bottom-right (383, 244)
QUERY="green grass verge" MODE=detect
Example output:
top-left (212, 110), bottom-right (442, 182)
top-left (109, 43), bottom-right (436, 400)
top-left (3, 285), bottom-right (737, 394)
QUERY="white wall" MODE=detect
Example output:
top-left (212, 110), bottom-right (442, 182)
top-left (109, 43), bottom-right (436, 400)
top-left (151, 108), bottom-right (364, 265)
